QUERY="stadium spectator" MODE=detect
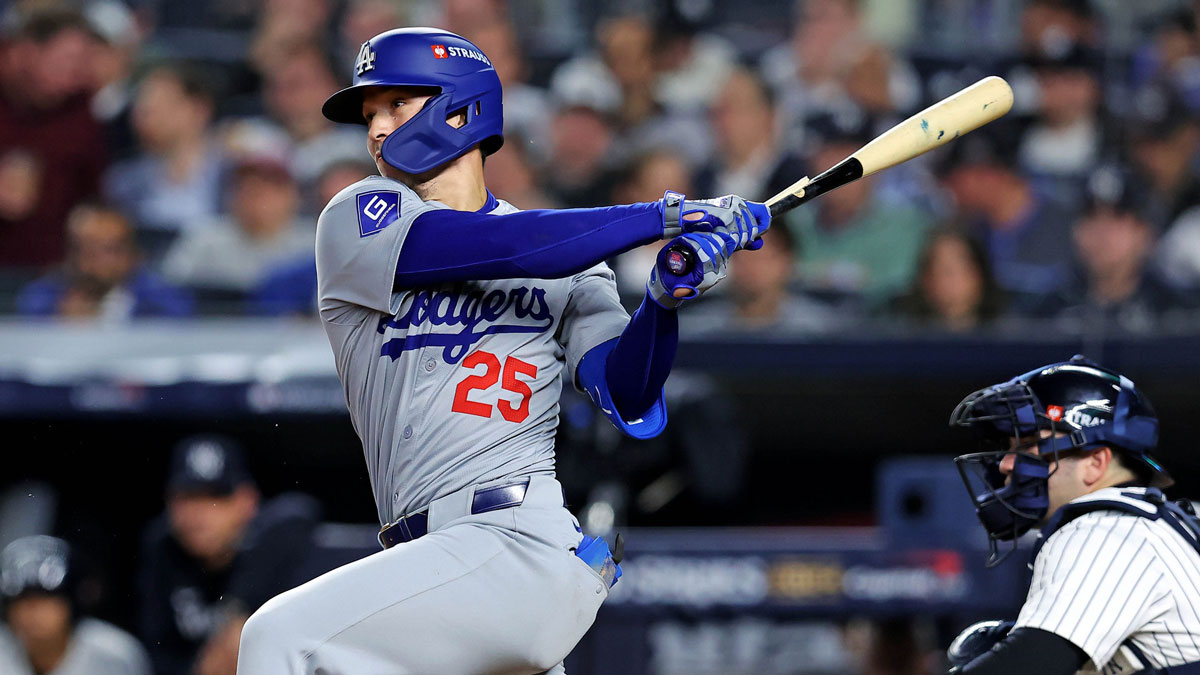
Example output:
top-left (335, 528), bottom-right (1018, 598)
top-left (15, 204), bottom-right (193, 320)
top-left (247, 158), bottom-right (373, 317)
top-left (609, 150), bottom-right (695, 298)
top-left (83, 0), bottom-right (142, 161)
top-left (550, 13), bottom-right (712, 168)
top-left (681, 226), bottom-right (843, 335)
top-left (652, 1), bottom-right (737, 113)
top-left (0, 535), bottom-right (151, 675)
top-left (937, 130), bottom-right (1075, 299)
top-left (137, 435), bottom-right (319, 675)
top-left (1125, 83), bottom-right (1200, 226)
top-left (1022, 44), bottom-right (1104, 186)
top-left (761, 0), bottom-right (920, 150)
top-left (0, 6), bottom-right (108, 269)
top-left (470, 21), bottom-right (553, 164)
top-left (695, 67), bottom-right (807, 202)
top-left (248, 0), bottom-right (336, 75)
top-left (103, 62), bottom-right (226, 260)
top-left (541, 102), bottom-right (620, 208)
top-left (1130, 8), bottom-right (1200, 108)
top-left (788, 127), bottom-right (934, 306)
top-left (1018, 44), bottom-right (1106, 184)
top-left (481, 134), bottom-right (557, 211)
top-left (890, 227), bottom-right (1007, 332)
top-left (336, 0), bottom-right (411, 66)
top-left (161, 154), bottom-right (312, 306)
top-left (251, 42), bottom-right (362, 206)
top-left (1030, 165), bottom-right (1193, 333)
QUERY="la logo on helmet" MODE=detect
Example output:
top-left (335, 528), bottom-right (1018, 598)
top-left (355, 42), bottom-right (376, 75)
top-left (431, 44), bottom-right (448, 59)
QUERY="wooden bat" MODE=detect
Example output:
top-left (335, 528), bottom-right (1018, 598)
top-left (664, 76), bottom-right (1014, 279)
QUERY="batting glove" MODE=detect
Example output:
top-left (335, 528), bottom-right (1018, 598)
top-left (647, 231), bottom-right (736, 309)
top-left (660, 191), bottom-right (770, 250)
top-left (947, 619), bottom-right (1014, 671)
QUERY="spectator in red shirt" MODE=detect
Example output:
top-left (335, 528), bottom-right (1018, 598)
top-left (0, 6), bottom-right (108, 270)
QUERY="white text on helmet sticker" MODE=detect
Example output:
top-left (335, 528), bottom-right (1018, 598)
top-left (443, 46), bottom-right (492, 66)
top-left (355, 42), bottom-right (376, 76)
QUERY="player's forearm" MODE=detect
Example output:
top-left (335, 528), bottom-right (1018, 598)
top-left (955, 628), bottom-right (1087, 675)
top-left (394, 203), bottom-right (663, 287)
top-left (605, 294), bottom-right (678, 419)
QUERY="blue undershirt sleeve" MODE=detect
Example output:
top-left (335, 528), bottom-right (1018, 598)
top-left (576, 294), bottom-right (676, 439)
top-left (394, 203), bottom-right (663, 287)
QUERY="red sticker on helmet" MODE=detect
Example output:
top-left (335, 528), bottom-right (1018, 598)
top-left (431, 44), bottom-right (448, 59)
top-left (1047, 405), bottom-right (1063, 421)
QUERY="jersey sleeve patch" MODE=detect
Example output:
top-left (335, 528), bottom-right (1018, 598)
top-left (357, 190), bottom-right (401, 237)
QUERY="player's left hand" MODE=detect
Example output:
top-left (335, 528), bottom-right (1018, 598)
top-left (575, 534), bottom-right (623, 588)
top-left (660, 191), bottom-right (770, 250)
top-left (947, 619), bottom-right (1014, 671)
top-left (647, 231), bottom-right (736, 309)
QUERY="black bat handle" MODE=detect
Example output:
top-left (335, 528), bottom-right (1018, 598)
top-left (661, 157), bottom-right (865, 276)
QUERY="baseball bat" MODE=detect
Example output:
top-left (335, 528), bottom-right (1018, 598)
top-left (664, 76), bottom-right (1014, 279)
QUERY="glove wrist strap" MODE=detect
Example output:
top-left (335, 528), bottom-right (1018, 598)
top-left (661, 190), bottom-right (683, 238)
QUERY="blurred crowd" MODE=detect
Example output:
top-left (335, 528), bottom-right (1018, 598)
top-left (2, 0), bottom-right (1200, 337)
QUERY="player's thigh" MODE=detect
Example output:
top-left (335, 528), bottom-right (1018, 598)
top-left (239, 522), bottom-right (512, 670)
top-left (309, 511), bottom-right (608, 674)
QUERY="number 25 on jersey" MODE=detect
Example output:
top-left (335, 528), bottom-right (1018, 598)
top-left (452, 350), bottom-right (538, 423)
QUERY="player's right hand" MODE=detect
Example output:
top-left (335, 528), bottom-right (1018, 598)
top-left (647, 231), bottom-right (736, 309)
top-left (660, 191), bottom-right (770, 250)
top-left (947, 619), bottom-right (1014, 670)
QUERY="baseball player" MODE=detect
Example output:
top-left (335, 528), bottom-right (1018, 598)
top-left (946, 356), bottom-right (1200, 675)
top-left (0, 536), bottom-right (151, 675)
top-left (236, 27), bottom-right (769, 674)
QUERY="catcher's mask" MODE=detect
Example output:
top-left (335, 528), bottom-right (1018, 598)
top-left (949, 355), bottom-right (1167, 566)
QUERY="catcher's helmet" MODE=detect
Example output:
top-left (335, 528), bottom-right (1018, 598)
top-left (949, 355), bottom-right (1168, 565)
top-left (322, 27), bottom-right (504, 175)
top-left (0, 535), bottom-right (76, 603)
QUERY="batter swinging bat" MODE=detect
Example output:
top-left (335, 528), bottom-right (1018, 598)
top-left (665, 75), bottom-right (1015, 277)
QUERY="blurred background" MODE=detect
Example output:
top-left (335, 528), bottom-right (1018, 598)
top-left (2, 0), bottom-right (1200, 673)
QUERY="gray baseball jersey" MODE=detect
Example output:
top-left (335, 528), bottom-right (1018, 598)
top-left (315, 175), bottom-right (629, 524)
top-left (0, 618), bottom-right (151, 675)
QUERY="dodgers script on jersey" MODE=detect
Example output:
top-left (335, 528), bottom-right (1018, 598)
top-left (315, 176), bottom-right (630, 524)
top-left (1015, 487), bottom-right (1200, 674)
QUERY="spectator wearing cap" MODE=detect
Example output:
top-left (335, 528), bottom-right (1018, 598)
top-left (0, 536), bottom-right (150, 675)
top-left (1028, 164), bottom-right (1194, 333)
top-left (83, 0), bottom-right (143, 161)
top-left (0, 5), bottom-right (109, 269)
top-left (102, 62), bottom-right (227, 259)
top-left (937, 129), bottom-right (1076, 299)
top-left (15, 203), bottom-right (193, 320)
top-left (137, 435), bottom-right (319, 675)
top-left (787, 128), bottom-right (934, 307)
top-left (1017, 43), bottom-right (1107, 183)
top-left (1126, 83), bottom-right (1200, 227)
top-left (161, 154), bottom-right (313, 309)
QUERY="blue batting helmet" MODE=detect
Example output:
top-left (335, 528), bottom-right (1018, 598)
top-left (322, 27), bottom-right (504, 175)
top-left (949, 355), bottom-right (1168, 565)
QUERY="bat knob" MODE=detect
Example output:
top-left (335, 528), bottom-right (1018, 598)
top-left (665, 246), bottom-right (693, 275)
